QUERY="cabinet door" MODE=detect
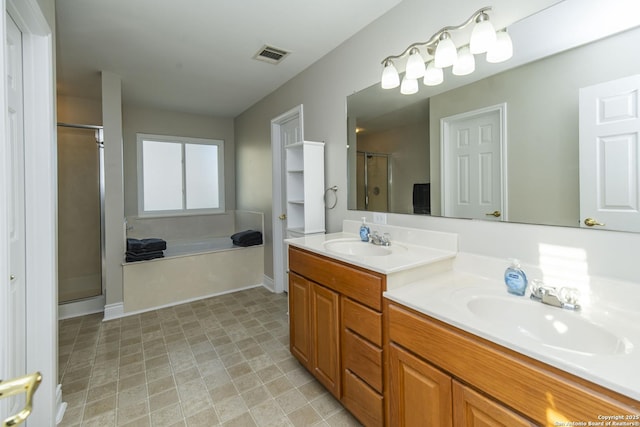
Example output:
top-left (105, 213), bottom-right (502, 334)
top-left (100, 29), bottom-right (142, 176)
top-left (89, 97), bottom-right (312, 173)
top-left (453, 380), bottom-right (534, 427)
top-left (289, 272), bottom-right (311, 369)
top-left (311, 282), bottom-right (341, 398)
top-left (388, 343), bottom-right (452, 427)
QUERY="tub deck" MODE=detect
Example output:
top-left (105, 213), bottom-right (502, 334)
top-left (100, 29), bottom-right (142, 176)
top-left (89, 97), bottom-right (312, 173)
top-left (122, 238), bottom-right (264, 314)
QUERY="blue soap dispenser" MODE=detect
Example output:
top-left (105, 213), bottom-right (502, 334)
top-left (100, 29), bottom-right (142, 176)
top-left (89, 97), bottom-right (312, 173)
top-left (504, 259), bottom-right (528, 296)
top-left (359, 217), bottom-right (370, 242)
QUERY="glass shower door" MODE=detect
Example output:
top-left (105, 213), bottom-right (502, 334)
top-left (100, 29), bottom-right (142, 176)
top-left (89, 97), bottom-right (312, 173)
top-left (356, 151), bottom-right (390, 212)
top-left (57, 126), bottom-right (102, 303)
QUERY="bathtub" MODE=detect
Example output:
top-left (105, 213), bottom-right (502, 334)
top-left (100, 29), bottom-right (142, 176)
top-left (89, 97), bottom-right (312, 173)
top-left (122, 236), bottom-right (264, 314)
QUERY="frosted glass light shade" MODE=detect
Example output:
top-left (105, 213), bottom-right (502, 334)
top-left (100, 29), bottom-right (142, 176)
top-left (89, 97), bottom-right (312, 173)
top-left (470, 16), bottom-right (497, 54)
top-left (400, 76), bottom-right (419, 95)
top-left (452, 46), bottom-right (475, 76)
top-left (434, 33), bottom-right (457, 68)
top-left (423, 62), bottom-right (443, 86)
top-left (381, 60), bottom-right (400, 89)
top-left (486, 31), bottom-right (513, 63)
top-left (405, 48), bottom-right (426, 79)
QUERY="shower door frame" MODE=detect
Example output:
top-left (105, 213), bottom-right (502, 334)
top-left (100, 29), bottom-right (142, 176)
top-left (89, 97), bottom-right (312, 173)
top-left (56, 122), bottom-right (106, 318)
top-left (356, 150), bottom-right (391, 211)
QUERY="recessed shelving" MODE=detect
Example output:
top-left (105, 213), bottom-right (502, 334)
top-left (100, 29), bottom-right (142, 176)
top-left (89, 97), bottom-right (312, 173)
top-left (285, 141), bottom-right (325, 236)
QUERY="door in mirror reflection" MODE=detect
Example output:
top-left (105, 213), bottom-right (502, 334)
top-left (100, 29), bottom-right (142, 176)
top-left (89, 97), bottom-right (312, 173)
top-left (579, 74), bottom-right (640, 232)
top-left (442, 105), bottom-right (505, 221)
top-left (357, 152), bottom-right (389, 211)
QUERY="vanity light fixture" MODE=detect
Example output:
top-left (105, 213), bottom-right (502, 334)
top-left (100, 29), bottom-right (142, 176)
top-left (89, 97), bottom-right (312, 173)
top-left (400, 76), bottom-right (419, 95)
top-left (381, 59), bottom-right (400, 89)
top-left (380, 7), bottom-right (512, 94)
top-left (486, 30), bottom-right (514, 63)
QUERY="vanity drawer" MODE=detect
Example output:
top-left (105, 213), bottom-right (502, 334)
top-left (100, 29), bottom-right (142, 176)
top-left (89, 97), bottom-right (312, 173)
top-left (343, 329), bottom-right (383, 392)
top-left (289, 247), bottom-right (385, 310)
top-left (342, 297), bottom-right (382, 346)
top-left (342, 369), bottom-right (384, 427)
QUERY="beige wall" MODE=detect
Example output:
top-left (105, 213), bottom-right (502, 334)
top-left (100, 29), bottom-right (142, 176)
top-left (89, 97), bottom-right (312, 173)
top-left (429, 26), bottom-right (640, 226)
top-left (122, 105), bottom-right (236, 217)
top-left (235, 0), bottom-right (640, 284)
top-left (36, 0), bottom-right (55, 30)
top-left (358, 121), bottom-right (430, 214)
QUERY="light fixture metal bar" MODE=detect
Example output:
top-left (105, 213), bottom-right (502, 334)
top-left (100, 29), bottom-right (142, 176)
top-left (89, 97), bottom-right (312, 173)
top-left (380, 6), bottom-right (492, 64)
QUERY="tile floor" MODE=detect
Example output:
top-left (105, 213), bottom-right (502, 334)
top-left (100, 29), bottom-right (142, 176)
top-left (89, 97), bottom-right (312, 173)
top-left (58, 287), bottom-right (362, 426)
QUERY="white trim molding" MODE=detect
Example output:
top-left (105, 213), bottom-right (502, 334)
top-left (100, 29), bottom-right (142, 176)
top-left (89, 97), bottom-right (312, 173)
top-left (103, 302), bottom-right (125, 322)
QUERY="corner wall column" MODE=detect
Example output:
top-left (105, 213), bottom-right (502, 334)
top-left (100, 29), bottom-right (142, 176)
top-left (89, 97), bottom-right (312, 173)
top-left (101, 71), bottom-right (125, 313)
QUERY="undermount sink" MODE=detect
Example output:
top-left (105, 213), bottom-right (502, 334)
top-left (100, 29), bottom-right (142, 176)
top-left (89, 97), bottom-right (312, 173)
top-left (466, 295), bottom-right (631, 355)
top-left (323, 238), bottom-right (405, 257)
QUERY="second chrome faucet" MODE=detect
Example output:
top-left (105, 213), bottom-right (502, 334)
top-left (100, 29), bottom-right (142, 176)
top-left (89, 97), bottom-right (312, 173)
top-left (529, 280), bottom-right (581, 311)
top-left (368, 231), bottom-right (391, 246)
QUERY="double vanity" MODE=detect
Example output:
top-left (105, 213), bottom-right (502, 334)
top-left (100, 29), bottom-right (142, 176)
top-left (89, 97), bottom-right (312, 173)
top-left (286, 221), bottom-right (640, 426)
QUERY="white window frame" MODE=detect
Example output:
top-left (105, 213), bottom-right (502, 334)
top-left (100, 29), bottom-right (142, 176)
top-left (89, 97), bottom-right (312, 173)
top-left (136, 133), bottom-right (225, 216)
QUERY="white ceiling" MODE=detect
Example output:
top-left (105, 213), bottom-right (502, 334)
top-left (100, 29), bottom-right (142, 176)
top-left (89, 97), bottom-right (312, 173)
top-left (55, 0), bottom-right (403, 117)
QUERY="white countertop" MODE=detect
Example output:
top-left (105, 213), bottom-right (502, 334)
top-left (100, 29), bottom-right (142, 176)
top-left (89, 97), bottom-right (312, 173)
top-left (286, 231), bottom-right (457, 275)
top-left (384, 268), bottom-right (640, 401)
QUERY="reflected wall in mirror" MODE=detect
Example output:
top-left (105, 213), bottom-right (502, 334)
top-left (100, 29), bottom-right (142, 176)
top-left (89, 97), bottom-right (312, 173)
top-left (347, 4), bottom-right (640, 233)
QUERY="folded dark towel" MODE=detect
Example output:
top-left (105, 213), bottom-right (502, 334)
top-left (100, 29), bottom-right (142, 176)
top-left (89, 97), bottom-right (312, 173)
top-left (230, 230), bottom-right (262, 245)
top-left (232, 238), bottom-right (262, 247)
top-left (140, 238), bottom-right (167, 252)
top-left (125, 250), bottom-right (164, 262)
top-left (127, 238), bottom-right (144, 252)
top-left (127, 238), bottom-right (167, 253)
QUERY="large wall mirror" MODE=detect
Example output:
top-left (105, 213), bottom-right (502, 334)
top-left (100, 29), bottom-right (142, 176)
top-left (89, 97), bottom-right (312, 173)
top-left (347, 1), bottom-right (640, 233)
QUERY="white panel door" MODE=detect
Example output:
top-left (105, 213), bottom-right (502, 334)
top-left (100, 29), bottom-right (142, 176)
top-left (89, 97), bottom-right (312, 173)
top-left (2, 13), bottom-right (26, 420)
top-left (442, 106), bottom-right (505, 221)
top-left (579, 75), bottom-right (640, 232)
top-left (271, 105), bottom-right (303, 294)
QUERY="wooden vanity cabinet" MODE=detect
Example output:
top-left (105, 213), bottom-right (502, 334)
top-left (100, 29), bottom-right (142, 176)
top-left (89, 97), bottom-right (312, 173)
top-left (388, 342), bottom-right (453, 426)
top-left (386, 300), bottom-right (640, 426)
top-left (288, 246), bottom-right (386, 425)
top-left (289, 271), bottom-right (340, 397)
top-left (452, 380), bottom-right (533, 427)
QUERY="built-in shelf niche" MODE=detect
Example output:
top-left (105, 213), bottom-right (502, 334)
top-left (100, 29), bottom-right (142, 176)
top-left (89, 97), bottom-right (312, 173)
top-left (285, 141), bottom-right (325, 236)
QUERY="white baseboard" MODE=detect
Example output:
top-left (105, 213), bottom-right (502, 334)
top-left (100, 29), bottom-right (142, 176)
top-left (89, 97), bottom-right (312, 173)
top-left (58, 295), bottom-right (105, 320)
top-left (103, 302), bottom-right (125, 321)
top-left (55, 384), bottom-right (67, 425)
top-left (262, 275), bottom-right (275, 292)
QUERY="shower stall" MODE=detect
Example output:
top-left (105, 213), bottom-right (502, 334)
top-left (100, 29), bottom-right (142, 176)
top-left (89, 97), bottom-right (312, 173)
top-left (356, 151), bottom-right (391, 212)
top-left (57, 123), bottom-right (105, 315)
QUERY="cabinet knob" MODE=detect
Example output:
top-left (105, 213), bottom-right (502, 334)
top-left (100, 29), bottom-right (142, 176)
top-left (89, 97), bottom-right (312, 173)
top-left (279, 214), bottom-right (287, 220)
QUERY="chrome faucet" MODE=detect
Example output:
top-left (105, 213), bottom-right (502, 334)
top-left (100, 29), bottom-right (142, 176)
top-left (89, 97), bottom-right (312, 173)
top-left (368, 231), bottom-right (391, 246)
top-left (530, 281), bottom-right (580, 311)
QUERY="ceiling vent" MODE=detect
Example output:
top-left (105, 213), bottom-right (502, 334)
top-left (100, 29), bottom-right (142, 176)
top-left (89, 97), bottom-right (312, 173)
top-left (253, 45), bottom-right (290, 64)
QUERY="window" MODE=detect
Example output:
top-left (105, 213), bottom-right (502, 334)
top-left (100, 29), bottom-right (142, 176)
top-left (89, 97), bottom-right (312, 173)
top-left (137, 134), bottom-right (225, 215)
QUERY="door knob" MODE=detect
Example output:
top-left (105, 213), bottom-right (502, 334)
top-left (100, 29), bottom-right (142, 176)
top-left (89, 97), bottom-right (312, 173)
top-left (0, 371), bottom-right (42, 426)
top-left (485, 210), bottom-right (501, 218)
top-left (10, 275), bottom-right (15, 281)
top-left (584, 217), bottom-right (605, 227)
top-left (278, 214), bottom-right (287, 220)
